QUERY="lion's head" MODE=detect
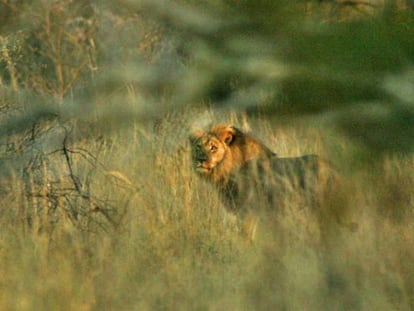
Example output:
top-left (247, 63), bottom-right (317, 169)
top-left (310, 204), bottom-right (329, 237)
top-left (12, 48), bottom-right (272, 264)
top-left (190, 125), bottom-right (236, 174)
top-left (189, 124), bottom-right (275, 182)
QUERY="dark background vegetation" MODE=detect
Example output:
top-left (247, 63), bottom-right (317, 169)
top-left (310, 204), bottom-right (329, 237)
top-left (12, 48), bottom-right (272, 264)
top-left (1, 0), bottom-right (414, 310)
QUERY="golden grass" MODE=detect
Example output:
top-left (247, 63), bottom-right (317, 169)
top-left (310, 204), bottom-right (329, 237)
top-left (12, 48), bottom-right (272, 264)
top-left (0, 112), bottom-right (413, 310)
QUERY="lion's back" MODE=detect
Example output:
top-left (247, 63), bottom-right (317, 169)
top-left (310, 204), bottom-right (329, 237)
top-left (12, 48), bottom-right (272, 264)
top-left (225, 154), bottom-right (340, 211)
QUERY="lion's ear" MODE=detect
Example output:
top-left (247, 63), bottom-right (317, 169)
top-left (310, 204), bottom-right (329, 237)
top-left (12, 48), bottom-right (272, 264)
top-left (221, 126), bottom-right (237, 145)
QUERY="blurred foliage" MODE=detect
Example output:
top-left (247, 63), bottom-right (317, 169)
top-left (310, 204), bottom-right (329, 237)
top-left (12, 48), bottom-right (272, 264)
top-left (0, 0), bottom-right (414, 152)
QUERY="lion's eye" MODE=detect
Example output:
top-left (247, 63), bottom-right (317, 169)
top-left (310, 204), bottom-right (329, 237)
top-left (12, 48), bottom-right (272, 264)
top-left (210, 145), bottom-right (217, 153)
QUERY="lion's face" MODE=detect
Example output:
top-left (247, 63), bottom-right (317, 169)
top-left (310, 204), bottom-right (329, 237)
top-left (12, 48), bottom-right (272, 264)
top-left (190, 135), bottom-right (227, 173)
top-left (190, 125), bottom-right (235, 174)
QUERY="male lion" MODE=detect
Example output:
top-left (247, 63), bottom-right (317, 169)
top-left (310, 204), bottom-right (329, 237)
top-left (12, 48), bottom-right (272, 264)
top-left (189, 124), bottom-right (337, 211)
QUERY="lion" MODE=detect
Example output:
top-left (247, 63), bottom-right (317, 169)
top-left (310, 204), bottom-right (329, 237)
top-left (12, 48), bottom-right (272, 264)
top-left (190, 124), bottom-right (358, 242)
top-left (189, 124), bottom-right (339, 209)
top-left (189, 124), bottom-right (345, 239)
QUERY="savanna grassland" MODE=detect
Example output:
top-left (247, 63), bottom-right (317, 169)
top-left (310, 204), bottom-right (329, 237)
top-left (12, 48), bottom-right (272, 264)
top-left (1, 1), bottom-right (414, 310)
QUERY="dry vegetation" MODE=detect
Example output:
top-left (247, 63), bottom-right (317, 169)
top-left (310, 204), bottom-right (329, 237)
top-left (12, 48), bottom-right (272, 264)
top-left (1, 111), bottom-right (414, 310)
top-left (1, 0), bottom-right (414, 310)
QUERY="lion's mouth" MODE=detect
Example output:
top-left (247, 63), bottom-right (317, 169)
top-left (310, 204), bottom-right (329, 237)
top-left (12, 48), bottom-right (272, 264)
top-left (196, 162), bottom-right (213, 173)
top-left (196, 167), bottom-right (210, 173)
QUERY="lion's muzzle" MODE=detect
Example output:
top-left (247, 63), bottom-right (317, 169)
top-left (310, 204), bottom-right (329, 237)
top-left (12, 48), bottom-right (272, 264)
top-left (195, 160), bottom-right (214, 173)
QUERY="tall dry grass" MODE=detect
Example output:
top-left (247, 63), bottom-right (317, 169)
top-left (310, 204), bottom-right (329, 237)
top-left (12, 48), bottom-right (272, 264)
top-left (0, 110), bottom-right (413, 310)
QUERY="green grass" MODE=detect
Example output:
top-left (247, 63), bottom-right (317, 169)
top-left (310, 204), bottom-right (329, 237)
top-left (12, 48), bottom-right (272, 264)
top-left (0, 111), bottom-right (413, 310)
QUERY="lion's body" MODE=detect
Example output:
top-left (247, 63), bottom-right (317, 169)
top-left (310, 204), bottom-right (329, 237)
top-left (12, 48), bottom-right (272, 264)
top-left (226, 154), bottom-right (339, 210)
